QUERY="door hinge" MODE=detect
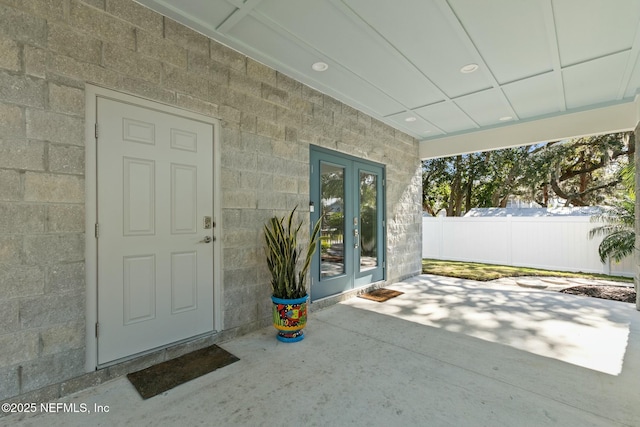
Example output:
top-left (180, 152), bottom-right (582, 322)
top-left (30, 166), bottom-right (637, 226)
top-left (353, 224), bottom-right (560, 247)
top-left (94, 123), bottom-right (98, 139)
top-left (95, 223), bottom-right (99, 238)
top-left (95, 322), bottom-right (99, 338)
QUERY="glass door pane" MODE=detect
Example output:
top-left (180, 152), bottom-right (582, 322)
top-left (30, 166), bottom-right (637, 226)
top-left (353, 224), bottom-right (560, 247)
top-left (320, 162), bottom-right (345, 278)
top-left (359, 171), bottom-right (378, 272)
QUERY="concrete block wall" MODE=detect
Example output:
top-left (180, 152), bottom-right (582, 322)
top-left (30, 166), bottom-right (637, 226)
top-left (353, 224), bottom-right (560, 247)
top-left (0, 0), bottom-right (422, 402)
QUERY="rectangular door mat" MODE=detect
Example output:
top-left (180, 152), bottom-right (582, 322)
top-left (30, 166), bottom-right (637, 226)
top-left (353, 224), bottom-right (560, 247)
top-left (358, 288), bottom-right (404, 302)
top-left (127, 344), bottom-right (239, 399)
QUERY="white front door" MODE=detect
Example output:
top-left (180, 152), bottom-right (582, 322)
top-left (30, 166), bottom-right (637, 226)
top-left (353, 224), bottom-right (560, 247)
top-left (96, 97), bottom-right (215, 365)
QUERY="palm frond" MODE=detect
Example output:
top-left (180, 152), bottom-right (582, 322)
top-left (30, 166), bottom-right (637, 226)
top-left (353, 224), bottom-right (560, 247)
top-left (589, 199), bottom-right (636, 263)
top-left (597, 230), bottom-right (635, 263)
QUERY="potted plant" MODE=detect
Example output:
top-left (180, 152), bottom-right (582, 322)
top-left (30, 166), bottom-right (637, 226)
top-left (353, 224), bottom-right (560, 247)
top-left (264, 206), bottom-right (322, 342)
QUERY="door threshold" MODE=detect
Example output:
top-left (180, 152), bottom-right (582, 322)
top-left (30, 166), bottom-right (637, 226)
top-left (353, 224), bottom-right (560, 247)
top-left (311, 281), bottom-right (386, 310)
top-left (97, 331), bottom-right (219, 370)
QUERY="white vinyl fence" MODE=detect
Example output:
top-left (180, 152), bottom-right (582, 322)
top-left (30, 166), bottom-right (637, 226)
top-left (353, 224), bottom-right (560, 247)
top-left (422, 216), bottom-right (634, 277)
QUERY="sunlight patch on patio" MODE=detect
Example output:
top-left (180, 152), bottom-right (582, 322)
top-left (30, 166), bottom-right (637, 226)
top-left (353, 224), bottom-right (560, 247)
top-left (343, 275), bottom-right (632, 375)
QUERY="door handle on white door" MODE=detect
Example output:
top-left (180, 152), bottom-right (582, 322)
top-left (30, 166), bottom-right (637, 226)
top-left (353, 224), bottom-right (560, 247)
top-left (201, 236), bottom-right (213, 243)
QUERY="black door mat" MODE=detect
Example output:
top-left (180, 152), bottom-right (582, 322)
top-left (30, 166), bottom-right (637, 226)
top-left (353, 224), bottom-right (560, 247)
top-left (358, 288), bottom-right (404, 302)
top-left (127, 344), bottom-right (239, 399)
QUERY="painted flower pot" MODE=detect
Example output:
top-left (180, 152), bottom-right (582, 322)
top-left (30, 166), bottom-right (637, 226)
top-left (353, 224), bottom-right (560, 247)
top-left (271, 295), bottom-right (308, 343)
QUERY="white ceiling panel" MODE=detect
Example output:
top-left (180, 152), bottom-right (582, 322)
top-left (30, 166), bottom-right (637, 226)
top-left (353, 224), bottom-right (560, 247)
top-left (502, 72), bottom-right (562, 118)
top-left (227, 14), bottom-right (406, 116)
top-left (134, 0), bottom-right (640, 144)
top-left (414, 102), bottom-right (478, 134)
top-left (624, 52), bottom-right (640, 99)
top-left (386, 111), bottom-right (445, 138)
top-left (449, 0), bottom-right (553, 84)
top-left (344, 0), bottom-right (492, 98)
top-left (554, 0), bottom-right (640, 67)
top-left (562, 52), bottom-right (629, 110)
top-left (254, 0), bottom-right (443, 109)
top-left (179, 1), bottom-right (236, 27)
top-left (454, 89), bottom-right (515, 126)
top-left (136, 0), bottom-right (236, 30)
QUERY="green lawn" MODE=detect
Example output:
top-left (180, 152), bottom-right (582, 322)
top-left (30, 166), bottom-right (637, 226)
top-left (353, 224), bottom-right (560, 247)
top-left (422, 259), bottom-right (634, 283)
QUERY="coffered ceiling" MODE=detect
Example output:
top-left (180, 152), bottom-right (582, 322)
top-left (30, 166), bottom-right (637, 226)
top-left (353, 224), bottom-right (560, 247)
top-left (135, 0), bottom-right (640, 157)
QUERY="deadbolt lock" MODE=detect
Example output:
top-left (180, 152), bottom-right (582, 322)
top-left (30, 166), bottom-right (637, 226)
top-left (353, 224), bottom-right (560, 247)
top-left (204, 216), bottom-right (212, 229)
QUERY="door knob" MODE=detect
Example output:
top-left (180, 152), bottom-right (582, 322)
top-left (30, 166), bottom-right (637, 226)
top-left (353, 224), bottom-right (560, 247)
top-left (201, 236), bottom-right (213, 243)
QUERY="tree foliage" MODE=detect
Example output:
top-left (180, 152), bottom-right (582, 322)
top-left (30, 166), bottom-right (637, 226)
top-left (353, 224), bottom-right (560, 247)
top-left (422, 132), bottom-right (634, 216)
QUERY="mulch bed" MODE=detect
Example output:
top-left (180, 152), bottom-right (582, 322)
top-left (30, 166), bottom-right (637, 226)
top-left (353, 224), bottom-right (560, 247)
top-left (559, 285), bottom-right (637, 304)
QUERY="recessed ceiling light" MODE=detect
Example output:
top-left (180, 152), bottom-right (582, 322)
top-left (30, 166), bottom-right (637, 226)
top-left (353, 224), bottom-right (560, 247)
top-left (311, 62), bottom-right (328, 72)
top-left (460, 63), bottom-right (479, 73)
top-left (405, 117), bottom-right (417, 122)
top-left (499, 116), bottom-right (513, 121)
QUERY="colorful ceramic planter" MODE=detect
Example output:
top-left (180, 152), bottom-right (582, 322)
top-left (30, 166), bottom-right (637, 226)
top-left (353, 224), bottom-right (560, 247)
top-left (271, 295), bottom-right (308, 343)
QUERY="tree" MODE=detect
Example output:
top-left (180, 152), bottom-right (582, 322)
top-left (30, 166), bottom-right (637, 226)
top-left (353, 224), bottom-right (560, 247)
top-left (422, 145), bottom-right (543, 215)
top-left (538, 133), bottom-right (633, 206)
top-left (422, 156), bottom-right (451, 216)
top-left (474, 145), bottom-right (537, 208)
top-left (422, 132), bottom-right (634, 216)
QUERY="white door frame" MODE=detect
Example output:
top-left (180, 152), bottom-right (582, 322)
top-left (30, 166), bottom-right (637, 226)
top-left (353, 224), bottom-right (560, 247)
top-left (84, 85), bottom-right (223, 371)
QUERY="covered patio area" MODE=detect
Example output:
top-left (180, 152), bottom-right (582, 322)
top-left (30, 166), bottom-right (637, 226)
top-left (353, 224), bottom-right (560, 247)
top-left (7, 275), bottom-right (638, 426)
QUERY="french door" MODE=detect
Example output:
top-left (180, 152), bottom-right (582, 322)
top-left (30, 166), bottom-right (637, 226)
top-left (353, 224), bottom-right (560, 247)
top-left (310, 146), bottom-right (385, 301)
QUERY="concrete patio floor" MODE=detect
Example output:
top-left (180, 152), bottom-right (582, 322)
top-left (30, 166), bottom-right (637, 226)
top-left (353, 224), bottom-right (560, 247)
top-left (5, 274), bottom-right (640, 426)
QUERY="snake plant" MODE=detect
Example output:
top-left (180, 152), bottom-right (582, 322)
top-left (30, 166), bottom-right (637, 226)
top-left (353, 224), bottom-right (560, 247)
top-left (264, 207), bottom-right (322, 299)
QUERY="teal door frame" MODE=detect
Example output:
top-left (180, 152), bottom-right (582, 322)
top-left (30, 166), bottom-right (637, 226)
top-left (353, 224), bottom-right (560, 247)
top-left (310, 146), bottom-right (386, 301)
